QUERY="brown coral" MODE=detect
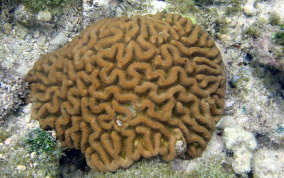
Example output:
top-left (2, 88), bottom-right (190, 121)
top-left (25, 13), bottom-right (226, 172)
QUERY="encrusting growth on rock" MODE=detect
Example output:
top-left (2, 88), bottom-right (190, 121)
top-left (25, 13), bottom-right (226, 172)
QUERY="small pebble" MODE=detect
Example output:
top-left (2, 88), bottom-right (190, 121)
top-left (26, 115), bottom-right (32, 123)
top-left (38, 35), bottom-right (47, 46)
top-left (4, 137), bottom-right (12, 145)
top-left (3, 23), bottom-right (13, 34)
top-left (224, 17), bottom-right (231, 24)
top-left (17, 165), bottom-right (27, 171)
top-left (52, 131), bottom-right (56, 138)
top-left (33, 31), bottom-right (40, 38)
top-left (22, 104), bottom-right (32, 114)
top-left (37, 9), bottom-right (52, 22)
top-left (243, 0), bottom-right (257, 16)
top-left (225, 101), bottom-right (235, 108)
top-left (243, 6), bottom-right (255, 16)
top-left (30, 152), bottom-right (36, 159)
top-left (219, 34), bottom-right (231, 44)
top-left (48, 32), bottom-right (68, 52)
top-left (15, 24), bottom-right (29, 39)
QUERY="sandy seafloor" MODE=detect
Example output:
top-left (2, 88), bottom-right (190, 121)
top-left (0, 0), bottom-right (283, 177)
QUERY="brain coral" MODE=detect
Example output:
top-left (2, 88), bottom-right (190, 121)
top-left (25, 13), bottom-right (226, 172)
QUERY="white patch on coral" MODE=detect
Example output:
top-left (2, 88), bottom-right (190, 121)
top-left (129, 105), bottom-right (136, 116)
top-left (175, 140), bottom-right (186, 156)
top-left (116, 119), bottom-right (123, 126)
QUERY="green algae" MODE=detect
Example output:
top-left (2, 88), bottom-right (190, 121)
top-left (272, 25), bottom-right (284, 46)
top-left (269, 13), bottom-right (281, 26)
top-left (245, 25), bottom-right (261, 38)
top-left (244, 19), bottom-right (268, 39)
top-left (0, 128), bottom-right (63, 177)
top-left (0, 130), bottom-right (10, 142)
top-left (24, 128), bottom-right (56, 154)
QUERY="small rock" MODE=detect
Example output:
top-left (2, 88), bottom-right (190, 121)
top-left (26, 34), bottom-right (32, 40)
top-left (218, 34), bottom-right (231, 44)
top-left (253, 149), bottom-right (284, 178)
top-left (224, 17), bottom-right (231, 24)
top-left (225, 101), bottom-right (235, 108)
top-left (33, 31), bottom-right (40, 38)
top-left (0, 154), bottom-right (3, 159)
top-left (38, 35), bottom-right (47, 46)
top-left (51, 131), bottom-right (56, 138)
top-left (48, 32), bottom-right (68, 52)
top-left (15, 24), bottom-right (29, 39)
top-left (4, 137), bottom-right (12, 145)
top-left (30, 152), bottom-right (36, 159)
top-left (14, 5), bottom-right (35, 26)
top-left (243, 0), bottom-right (257, 16)
top-left (222, 127), bottom-right (257, 174)
top-left (37, 9), bottom-right (52, 22)
top-left (243, 6), bottom-right (254, 16)
top-left (22, 104), bottom-right (32, 114)
top-left (26, 115), bottom-right (32, 123)
top-left (3, 23), bottom-right (13, 34)
top-left (17, 165), bottom-right (27, 171)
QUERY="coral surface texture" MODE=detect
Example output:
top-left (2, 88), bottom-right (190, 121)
top-left (25, 13), bottom-right (226, 172)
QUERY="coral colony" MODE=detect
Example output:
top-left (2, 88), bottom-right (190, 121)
top-left (25, 13), bottom-right (226, 172)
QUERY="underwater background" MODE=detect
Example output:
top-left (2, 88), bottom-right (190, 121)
top-left (0, 0), bottom-right (283, 177)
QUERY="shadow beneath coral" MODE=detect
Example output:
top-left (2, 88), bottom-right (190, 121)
top-left (59, 149), bottom-right (90, 177)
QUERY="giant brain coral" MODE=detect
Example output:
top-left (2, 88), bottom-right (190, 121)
top-left (25, 13), bottom-right (226, 172)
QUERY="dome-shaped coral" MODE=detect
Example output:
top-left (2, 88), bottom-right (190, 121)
top-left (25, 13), bottom-right (226, 172)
